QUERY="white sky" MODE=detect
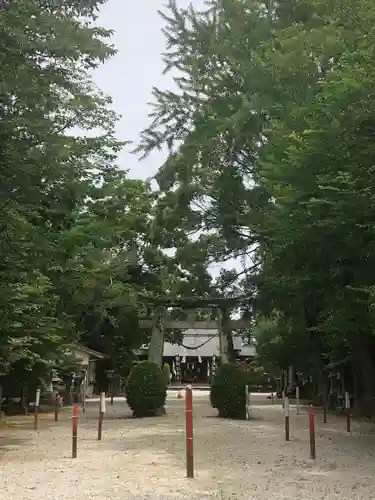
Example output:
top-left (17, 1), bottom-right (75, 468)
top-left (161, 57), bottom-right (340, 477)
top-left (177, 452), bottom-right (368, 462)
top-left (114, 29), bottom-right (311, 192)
top-left (93, 0), bottom-right (205, 180)
top-left (93, 0), bottom-right (247, 279)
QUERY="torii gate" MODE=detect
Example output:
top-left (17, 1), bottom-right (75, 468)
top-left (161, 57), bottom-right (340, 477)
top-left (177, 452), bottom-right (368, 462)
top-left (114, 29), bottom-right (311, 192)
top-left (139, 296), bottom-right (252, 367)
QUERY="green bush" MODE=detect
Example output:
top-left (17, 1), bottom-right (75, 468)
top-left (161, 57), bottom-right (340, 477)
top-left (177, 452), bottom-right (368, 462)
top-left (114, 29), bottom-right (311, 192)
top-left (126, 361), bottom-right (167, 417)
top-left (210, 363), bottom-right (250, 419)
top-left (162, 362), bottom-right (171, 386)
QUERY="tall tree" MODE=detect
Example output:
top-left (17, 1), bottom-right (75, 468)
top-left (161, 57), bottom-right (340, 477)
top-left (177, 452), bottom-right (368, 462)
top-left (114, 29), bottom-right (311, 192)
top-left (0, 0), bottom-right (137, 394)
top-left (138, 0), bottom-right (375, 413)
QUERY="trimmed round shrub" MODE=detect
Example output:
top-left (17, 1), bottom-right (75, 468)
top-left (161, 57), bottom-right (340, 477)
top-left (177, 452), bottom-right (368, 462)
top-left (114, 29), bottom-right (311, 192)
top-left (126, 361), bottom-right (167, 417)
top-left (210, 363), bottom-right (249, 419)
top-left (162, 362), bottom-right (171, 386)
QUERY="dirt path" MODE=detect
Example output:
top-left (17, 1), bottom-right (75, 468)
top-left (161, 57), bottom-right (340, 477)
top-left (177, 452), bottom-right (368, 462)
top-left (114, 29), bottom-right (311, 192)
top-left (1, 392), bottom-right (375, 499)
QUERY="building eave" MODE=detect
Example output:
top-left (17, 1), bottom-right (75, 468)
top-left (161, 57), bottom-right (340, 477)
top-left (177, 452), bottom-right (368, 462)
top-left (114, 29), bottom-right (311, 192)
top-left (76, 345), bottom-right (107, 360)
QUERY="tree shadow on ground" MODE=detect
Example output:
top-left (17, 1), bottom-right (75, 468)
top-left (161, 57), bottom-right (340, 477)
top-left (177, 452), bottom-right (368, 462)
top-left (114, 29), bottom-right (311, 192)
top-left (202, 413), bottom-right (264, 422)
top-left (0, 436), bottom-right (30, 450)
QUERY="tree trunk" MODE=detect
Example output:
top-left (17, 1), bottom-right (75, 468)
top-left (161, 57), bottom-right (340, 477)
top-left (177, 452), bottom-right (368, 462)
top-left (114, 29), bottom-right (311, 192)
top-left (0, 384), bottom-right (3, 418)
top-left (288, 365), bottom-right (293, 385)
top-left (358, 346), bottom-right (375, 417)
top-left (352, 362), bottom-right (361, 416)
top-left (21, 386), bottom-right (28, 414)
top-left (65, 383), bottom-right (72, 405)
top-left (148, 307), bottom-right (165, 367)
top-left (283, 370), bottom-right (288, 393)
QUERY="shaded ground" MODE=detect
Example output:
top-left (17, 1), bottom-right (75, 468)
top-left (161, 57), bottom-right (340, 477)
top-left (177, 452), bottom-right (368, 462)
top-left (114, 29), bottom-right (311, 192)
top-left (1, 392), bottom-right (375, 499)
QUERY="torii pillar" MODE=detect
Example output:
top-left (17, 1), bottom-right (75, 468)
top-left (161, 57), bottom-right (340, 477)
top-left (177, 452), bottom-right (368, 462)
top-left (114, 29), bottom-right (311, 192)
top-left (216, 307), bottom-right (229, 364)
top-left (148, 306), bottom-right (165, 367)
top-left (216, 307), bottom-right (236, 364)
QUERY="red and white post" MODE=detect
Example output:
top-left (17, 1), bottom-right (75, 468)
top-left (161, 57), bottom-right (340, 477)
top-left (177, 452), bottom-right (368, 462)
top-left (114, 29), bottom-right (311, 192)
top-left (309, 405), bottom-right (316, 459)
top-left (284, 396), bottom-right (290, 441)
top-left (98, 392), bottom-right (106, 441)
top-left (185, 385), bottom-right (194, 478)
top-left (345, 392), bottom-right (351, 433)
top-left (34, 388), bottom-right (40, 431)
top-left (72, 403), bottom-right (78, 458)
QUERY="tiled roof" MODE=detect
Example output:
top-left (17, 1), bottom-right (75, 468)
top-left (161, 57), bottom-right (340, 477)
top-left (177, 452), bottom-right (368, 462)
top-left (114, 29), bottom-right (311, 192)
top-left (76, 345), bottom-right (107, 359)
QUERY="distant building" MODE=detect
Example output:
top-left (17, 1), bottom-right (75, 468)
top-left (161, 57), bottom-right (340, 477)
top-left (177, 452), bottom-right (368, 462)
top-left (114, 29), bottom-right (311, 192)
top-left (52, 345), bottom-right (107, 397)
top-left (136, 329), bottom-right (256, 384)
top-left (74, 345), bottom-right (107, 395)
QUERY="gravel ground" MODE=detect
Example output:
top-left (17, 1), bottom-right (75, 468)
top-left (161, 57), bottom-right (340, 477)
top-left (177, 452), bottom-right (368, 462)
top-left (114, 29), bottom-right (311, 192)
top-left (1, 391), bottom-right (375, 499)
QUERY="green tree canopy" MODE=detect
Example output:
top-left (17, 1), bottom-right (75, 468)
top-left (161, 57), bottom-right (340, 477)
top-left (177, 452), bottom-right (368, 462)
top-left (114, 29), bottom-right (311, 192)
top-left (138, 0), bottom-right (375, 412)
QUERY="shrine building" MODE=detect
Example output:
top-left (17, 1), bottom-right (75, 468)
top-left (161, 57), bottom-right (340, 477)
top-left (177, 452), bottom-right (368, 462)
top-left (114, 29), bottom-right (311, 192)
top-left (136, 329), bottom-right (256, 385)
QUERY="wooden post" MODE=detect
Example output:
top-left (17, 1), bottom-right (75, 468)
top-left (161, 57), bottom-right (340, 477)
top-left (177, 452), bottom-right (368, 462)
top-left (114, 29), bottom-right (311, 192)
top-left (98, 391), bottom-right (105, 441)
top-left (22, 386), bottom-right (28, 414)
top-left (345, 392), bottom-right (351, 433)
top-left (185, 385), bottom-right (194, 478)
top-left (296, 386), bottom-right (300, 415)
top-left (82, 370), bottom-right (87, 414)
top-left (54, 393), bottom-right (59, 421)
top-left (72, 403), bottom-right (78, 458)
top-left (309, 406), bottom-right (316, 459)
top-left (284, 396), bottom-right (290, 441)
top-left (245, 385), bottom-right (250, 420)
top-left (34, 388), bottom-right (40, 430)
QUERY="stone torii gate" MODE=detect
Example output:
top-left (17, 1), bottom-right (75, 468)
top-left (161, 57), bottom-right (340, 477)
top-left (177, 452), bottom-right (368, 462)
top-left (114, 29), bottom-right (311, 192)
top-left (139, 296), bottom-right (252, 367)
